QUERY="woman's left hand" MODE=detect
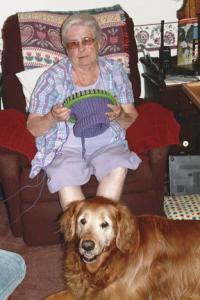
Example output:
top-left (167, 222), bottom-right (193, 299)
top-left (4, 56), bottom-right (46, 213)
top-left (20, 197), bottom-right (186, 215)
top-left (106, 104), bottom-right (123, 121)
top-left (106, 103), bottom-right (138, 129)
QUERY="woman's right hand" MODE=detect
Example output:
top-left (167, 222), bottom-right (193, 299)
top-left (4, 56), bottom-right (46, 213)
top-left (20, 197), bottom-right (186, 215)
top-left (27, 104), bottom-right (71, 137)
top-left (51, 104), bottom-right (71, 122)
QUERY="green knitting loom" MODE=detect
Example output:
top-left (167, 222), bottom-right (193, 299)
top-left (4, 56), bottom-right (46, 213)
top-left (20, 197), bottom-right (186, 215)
top-left (63, 89), bottom-right (117, 123)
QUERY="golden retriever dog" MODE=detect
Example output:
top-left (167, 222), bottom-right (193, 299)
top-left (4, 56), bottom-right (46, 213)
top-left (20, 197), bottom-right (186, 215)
top-left (45, 196), bottom-right (200, 300)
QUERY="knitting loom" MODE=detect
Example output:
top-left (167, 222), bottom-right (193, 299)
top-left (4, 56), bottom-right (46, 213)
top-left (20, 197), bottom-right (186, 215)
top-left (63, 89), bottom-right (117, 123)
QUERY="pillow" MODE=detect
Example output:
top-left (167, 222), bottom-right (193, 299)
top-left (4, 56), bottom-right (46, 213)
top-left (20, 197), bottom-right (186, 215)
top-left (16, 66), bottom-right (49, 111)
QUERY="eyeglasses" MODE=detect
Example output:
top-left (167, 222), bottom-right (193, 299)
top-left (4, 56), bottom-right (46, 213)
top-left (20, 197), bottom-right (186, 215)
top-left (66, 37), bottom-right (96, 50)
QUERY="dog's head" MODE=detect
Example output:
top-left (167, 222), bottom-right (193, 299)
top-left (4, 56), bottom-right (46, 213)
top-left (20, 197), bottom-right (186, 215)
top-left (60, 197), bottom-right (136, 268)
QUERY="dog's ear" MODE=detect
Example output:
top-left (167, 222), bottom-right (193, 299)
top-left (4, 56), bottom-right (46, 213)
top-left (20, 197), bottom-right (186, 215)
top-left (59, 200), bottom-right (84, 241)
top-left (116, 203), bottom-right (136, 253)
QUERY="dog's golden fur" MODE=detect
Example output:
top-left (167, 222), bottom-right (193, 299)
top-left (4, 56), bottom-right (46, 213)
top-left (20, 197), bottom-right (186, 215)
top-left (45, 196), bottom-right (200, 300)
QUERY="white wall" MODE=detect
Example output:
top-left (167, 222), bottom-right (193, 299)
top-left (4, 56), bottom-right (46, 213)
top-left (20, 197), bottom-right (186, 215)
top-left (0, 0), bottom-right (184, 96)
top-left (0, 0), bottom-right (183, 28)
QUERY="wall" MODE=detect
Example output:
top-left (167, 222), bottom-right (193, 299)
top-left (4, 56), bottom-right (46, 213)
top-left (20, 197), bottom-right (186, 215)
top-left (0, 0), bottom-right (184, 96)
top-left (0, 0), bottom-right (183, 28)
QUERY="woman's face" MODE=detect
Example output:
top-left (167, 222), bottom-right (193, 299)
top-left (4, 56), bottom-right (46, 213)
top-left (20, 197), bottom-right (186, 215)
top-left (65, 24), bottom-right (100, 69)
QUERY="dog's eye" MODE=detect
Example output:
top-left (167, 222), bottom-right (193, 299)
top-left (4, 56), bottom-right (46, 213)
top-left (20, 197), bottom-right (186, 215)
top-left (80, 218), bottom-right (86, 225)
top-left (101, 221), bottom-right (109, 228)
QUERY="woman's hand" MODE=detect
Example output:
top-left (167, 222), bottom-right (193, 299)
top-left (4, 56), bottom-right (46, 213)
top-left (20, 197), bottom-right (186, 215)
top-left (51, 104), bottom-right (71, 122)
top-left (106, 104), bottom-right (123, 121)
top-left (27, 104), bottom-right (71, 137)
top-left (106, 103), bottom-right (138, 129)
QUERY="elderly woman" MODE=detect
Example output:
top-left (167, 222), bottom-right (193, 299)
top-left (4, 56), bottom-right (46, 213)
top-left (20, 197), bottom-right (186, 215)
top-left (27, 12), bottom-right (141, 210)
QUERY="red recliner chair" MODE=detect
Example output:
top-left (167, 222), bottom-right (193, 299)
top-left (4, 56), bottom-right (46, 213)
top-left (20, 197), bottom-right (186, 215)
top-left (0, 5), bottom-right (180, 246)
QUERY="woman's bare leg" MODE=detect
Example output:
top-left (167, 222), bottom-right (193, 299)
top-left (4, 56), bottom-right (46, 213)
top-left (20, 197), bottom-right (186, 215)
top-left (59, 186), bottom-right (85, 210)
top-left (96, 167), bottom-right (128, 201)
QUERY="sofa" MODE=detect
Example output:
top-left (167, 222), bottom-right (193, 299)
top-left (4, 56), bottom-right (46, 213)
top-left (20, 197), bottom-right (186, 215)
top-left (0, 5), bottom-right (180, 246)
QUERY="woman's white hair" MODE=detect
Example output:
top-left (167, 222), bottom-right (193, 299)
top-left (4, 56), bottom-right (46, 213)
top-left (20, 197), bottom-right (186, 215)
top-left (61, 12), bottom-right (102, 46)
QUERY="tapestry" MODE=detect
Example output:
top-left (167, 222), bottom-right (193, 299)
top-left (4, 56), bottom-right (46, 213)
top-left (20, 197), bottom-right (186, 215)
top-left (17, 5), bottom-right (130, 72)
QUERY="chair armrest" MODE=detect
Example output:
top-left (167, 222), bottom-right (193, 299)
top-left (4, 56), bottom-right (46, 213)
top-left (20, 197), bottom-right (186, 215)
top-left (0, 148), bottom-right (29, 236)
top-left (126, 100), bottom-right (180, 216)
top-left (147, 145), bottom-right (169, 215)
top-left (0, 73), bottom-right (2, 110)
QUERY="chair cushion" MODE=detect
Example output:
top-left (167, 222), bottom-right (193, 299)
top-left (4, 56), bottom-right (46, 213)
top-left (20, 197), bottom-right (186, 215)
top-left (164, 194), bottom-right (200, 220)
top-left (20, 158), bottom-right (153, 205)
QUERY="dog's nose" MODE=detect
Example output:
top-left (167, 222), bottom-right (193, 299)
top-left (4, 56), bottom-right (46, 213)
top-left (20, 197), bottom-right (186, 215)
top-left (81, 240), bottom-right (95, 251)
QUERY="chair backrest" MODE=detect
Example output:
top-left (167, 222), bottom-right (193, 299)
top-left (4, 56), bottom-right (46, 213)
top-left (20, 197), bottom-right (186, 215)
top-left (1, 5), bottom-right (141, 112)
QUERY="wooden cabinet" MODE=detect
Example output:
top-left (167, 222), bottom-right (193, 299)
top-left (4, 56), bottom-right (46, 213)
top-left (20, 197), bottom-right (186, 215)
top-left (140, 57), bottom-right (200, 155)
top-left (177, 0), bottom-right (200, 20)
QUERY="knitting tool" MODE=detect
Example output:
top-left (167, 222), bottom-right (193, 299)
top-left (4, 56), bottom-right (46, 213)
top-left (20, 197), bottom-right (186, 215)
top-left (63, 89), bottom-right (118, 158)
top-left (63, 89), bottom-right (117, 123)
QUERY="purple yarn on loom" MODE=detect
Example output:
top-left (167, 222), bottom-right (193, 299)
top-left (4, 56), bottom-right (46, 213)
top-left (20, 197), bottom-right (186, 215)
top-left (69, 97), bottom-right (111, 158)
top-left (70, 97), bottom-right (111, 138)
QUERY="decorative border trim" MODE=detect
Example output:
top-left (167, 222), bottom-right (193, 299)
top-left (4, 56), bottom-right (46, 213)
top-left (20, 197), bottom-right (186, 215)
top-left (135, 21), bottom-right (178, 52)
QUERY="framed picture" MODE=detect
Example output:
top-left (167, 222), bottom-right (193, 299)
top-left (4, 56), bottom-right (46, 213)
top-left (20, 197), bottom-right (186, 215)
top-left (177, 17), bottom-right (198, 65)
